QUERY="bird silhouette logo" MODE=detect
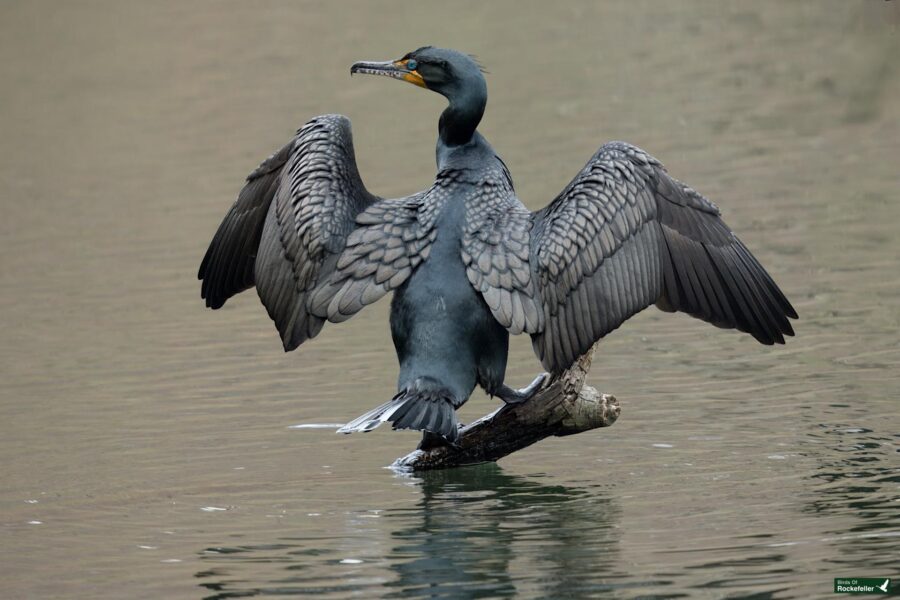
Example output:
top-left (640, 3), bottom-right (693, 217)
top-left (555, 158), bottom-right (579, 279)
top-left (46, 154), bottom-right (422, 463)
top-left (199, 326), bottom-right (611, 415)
top-left (877, 579), bottom-right (890, 593)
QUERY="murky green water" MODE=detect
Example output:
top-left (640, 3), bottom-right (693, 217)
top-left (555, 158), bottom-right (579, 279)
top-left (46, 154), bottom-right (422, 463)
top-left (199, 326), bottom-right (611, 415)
top-left (1, 1), bottom-right (898, 598)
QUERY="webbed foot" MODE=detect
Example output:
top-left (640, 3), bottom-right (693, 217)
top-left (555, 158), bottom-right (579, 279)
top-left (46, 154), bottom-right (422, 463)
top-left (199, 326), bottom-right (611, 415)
top-left (495, 373), bottom-right (550, 405)
top-left (487, 373), bottom-right (550, 424)
top-left (417, 424), bottom-right (465, 451)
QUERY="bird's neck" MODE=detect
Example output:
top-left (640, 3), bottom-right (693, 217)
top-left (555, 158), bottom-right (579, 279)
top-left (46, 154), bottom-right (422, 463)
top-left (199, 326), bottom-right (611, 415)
top-left (438, 87), bottom-right (486, 147)
top-left (435, 130), bottom-right (497, 174)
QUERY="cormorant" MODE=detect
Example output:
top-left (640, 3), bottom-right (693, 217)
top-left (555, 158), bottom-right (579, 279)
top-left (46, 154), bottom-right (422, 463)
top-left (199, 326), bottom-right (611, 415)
top-left (198, 47), bottom-right (797, 447)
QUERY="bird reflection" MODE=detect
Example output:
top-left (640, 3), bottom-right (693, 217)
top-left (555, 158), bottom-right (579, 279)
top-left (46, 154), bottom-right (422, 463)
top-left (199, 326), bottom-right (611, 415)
top-left (194, 465), bottom-right (623, 599)
top-left (383, 464), bottom-right (622, 598)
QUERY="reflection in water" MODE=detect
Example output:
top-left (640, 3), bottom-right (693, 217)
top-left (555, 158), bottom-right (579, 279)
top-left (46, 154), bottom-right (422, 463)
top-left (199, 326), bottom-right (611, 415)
top-left (383, 465), bottom-right (623, 598)
top-left (195, 465), bottom-right (626, 598)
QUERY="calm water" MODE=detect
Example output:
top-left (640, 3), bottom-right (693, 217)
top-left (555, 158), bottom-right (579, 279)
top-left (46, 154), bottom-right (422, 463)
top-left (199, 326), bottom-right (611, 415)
top-left (1, 2), bottom-right (898, 598)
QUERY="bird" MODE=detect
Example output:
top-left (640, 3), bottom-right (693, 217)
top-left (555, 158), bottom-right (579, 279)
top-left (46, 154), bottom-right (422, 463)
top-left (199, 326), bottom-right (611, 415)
top-left (198, 46), bottom-right (797, 448)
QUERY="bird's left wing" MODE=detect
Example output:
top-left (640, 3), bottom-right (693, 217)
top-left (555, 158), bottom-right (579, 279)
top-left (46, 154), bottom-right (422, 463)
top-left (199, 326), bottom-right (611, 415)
top-left (306, 192), bottom-right (437, 324)
top-left (201, 114), bottom-right (434, 351)
top-left (255, 116), bottom-right (436, 348)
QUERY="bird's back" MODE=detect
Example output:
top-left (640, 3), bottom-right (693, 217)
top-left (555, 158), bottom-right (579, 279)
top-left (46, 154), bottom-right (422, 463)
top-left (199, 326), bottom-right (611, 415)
top-left (390, 165), bottom-right (512, 405)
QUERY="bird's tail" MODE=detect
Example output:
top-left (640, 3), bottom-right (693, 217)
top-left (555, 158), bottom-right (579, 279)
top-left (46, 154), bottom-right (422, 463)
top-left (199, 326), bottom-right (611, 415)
top-left (337, 378), bottom-right (460, 443)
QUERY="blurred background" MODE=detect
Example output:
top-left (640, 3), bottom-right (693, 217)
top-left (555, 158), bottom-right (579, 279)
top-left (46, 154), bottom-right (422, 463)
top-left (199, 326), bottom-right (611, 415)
top-left (1, 1), bottom-right (898, 598)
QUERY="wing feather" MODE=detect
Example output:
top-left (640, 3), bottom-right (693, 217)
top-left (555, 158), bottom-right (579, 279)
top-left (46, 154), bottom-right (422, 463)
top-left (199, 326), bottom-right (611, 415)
top-left (200, 114), bottom-right (434, 351)
top-left (461, 171), bottom-right (545, 335)
top-left (199, 140), bottom-right (295, 308)
top-left (520, 141), bottom-right (798, 373)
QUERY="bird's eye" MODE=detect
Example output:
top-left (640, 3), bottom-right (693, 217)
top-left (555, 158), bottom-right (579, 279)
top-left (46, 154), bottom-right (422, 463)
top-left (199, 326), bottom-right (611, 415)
top-left (406, 59), bottom-right (418, 70)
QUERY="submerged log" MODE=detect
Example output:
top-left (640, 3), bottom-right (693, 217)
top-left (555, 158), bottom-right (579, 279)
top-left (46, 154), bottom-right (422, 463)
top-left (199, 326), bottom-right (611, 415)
top-left (392, 348), bottom-right (620, 471)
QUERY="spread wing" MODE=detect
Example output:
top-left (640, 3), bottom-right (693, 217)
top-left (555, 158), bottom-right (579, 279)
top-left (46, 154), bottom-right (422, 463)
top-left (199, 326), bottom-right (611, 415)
top-left (199, 114), bottom-right (431, 351)
top-left (199, 137), bottom-right (294, 309)
top-left (467, 142), bottom-right (797, 374)
top-left (305, 193), bottom-right (438, 324)
top-left (531, 141), bottom-right (797, 372)
top-left (461, 174), bottom-right (544, 335)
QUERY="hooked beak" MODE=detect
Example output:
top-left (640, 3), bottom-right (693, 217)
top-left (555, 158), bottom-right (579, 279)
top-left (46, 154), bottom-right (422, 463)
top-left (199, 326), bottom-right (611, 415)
top-left (350, 59), bottom-right (426, 88)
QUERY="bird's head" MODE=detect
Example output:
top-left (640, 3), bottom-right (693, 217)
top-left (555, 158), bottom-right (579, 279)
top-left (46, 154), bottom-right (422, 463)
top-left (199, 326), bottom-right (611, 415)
top-left (351, 47), bottom-right (487, 147)
top-left (351, 46), bottom-right (486, 103)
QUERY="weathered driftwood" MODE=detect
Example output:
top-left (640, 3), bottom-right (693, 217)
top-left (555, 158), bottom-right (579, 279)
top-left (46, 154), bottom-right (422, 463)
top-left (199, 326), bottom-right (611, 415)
top-left (392, 348), bottom-right (620, 471)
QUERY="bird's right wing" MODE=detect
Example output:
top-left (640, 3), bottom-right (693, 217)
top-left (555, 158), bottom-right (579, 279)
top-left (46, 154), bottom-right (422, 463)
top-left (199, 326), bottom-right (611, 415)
top-left (200, 114), bottom-right (433, 351)
top-left (527, 142), bottom-right (797, 373)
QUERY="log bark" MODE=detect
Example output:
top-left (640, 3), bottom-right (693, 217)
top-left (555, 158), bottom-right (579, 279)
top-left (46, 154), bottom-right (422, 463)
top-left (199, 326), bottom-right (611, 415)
top-left (392, 348), bottom-right (620, 471)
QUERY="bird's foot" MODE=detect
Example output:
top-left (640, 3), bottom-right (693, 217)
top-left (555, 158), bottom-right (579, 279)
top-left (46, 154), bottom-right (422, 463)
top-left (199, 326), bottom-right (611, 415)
top-left (416, 424), bottom-right (465, 451)
top-left (417, 431), bottom-right (447, 451)
top-left (488, 373), bottom-right (550, 423)
top-left (496, 373), bottom-right (550, 405)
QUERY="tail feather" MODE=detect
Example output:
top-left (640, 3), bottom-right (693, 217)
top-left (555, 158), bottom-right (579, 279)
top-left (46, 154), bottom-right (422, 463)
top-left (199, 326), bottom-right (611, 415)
top-left (336, 398), bottom-right (404, 434)
top-left (338, 381), bottom-right (460, 442)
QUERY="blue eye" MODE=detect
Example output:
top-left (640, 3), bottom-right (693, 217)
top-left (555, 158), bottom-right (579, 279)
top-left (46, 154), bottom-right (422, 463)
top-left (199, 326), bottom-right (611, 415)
top-left (407, 59), bottom-right (418, 70)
